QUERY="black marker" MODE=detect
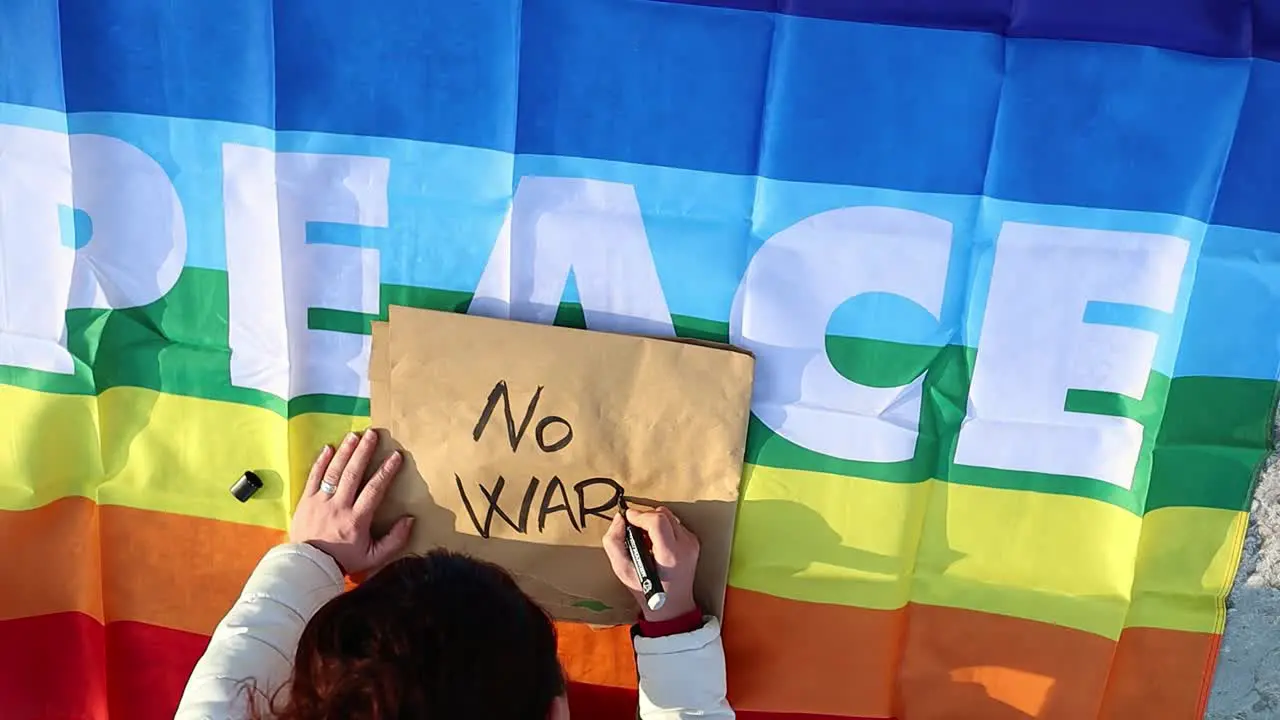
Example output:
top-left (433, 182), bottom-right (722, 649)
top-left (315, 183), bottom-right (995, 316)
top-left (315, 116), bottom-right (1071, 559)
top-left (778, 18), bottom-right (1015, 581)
top-left (619, 497), bottom-right (667, 612)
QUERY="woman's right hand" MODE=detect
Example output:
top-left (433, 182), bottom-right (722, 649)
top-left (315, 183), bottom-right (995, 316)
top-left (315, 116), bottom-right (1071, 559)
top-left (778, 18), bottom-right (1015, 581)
top-left (602, 505), bottom-right (701, 622)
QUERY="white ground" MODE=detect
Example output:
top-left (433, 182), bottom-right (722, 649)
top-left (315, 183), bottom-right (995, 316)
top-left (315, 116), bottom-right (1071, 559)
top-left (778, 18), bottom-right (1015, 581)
top-left (1206, 443), bottom-right (1280, 719)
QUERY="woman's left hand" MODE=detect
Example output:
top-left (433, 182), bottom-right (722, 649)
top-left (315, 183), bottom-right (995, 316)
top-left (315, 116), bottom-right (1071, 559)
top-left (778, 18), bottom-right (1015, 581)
top-left (289, 429), bottom-right (415, 576)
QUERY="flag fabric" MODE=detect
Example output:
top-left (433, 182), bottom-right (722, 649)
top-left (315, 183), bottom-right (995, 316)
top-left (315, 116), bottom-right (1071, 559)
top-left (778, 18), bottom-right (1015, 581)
top-left (2, 1), bottom-right (1278, 718)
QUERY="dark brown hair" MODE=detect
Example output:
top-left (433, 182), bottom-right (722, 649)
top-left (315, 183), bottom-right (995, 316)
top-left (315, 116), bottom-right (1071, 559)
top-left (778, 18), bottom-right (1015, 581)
top-left (250, 550), bottom-right (565, 719)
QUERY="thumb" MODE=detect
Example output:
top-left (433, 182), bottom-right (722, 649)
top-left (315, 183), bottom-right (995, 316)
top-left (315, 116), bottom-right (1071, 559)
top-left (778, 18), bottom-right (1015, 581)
top-left (369, 515), bottom-right (414, 566)
top-left (601, 514), bottom-right (638, 588)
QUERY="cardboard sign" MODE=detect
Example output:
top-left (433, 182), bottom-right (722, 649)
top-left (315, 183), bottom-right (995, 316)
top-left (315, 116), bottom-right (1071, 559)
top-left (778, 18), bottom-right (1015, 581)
top-left (370, 307), bottom-right (753, 625)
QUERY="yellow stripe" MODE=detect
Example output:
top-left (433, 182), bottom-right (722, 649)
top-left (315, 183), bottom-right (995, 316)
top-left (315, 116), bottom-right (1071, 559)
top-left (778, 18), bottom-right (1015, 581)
top-left (0, 385), bottom-right (363, 528)
top-left (3, 387), bottom-right (1242, 638)
top-left (1126, 505), bottom-right (1248, 634)
top-left (729, 464), bottom-right (930, 612)
top-left (730, 465), bottom-right (1239, 638)
top-left (911, 480), bottom-right (1142, 640)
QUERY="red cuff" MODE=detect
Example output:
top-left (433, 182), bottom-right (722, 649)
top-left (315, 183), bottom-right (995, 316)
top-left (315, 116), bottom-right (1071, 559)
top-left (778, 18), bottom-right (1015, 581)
top-left (636, 608), bottom-right (705, 638)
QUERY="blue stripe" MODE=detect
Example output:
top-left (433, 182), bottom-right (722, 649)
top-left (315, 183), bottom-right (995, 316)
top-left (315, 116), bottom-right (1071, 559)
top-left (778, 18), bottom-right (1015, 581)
top-left (1005, 0), bottom-right (1252, 60)
top-left (984, 39), bottom-right (1248, 221)
top-left (273, 0), bottom-right (520, 150)
top-left (759, 16), bottom-right (1001, 194)
top-left (57, 0), bottom-right (276, 126)
top-left (0, 0), bottom-right (65, 111)
top-left (516, 0), bottom-right (773, 176)
top-left (1210, 60), bottom-right (1280, 234)
top-left (0, 0), bottom-right (1266, 219)
top-left (660, 0), bottom-right (1260, 60)
top-left (1262, 2), bottom-right (1280, 61)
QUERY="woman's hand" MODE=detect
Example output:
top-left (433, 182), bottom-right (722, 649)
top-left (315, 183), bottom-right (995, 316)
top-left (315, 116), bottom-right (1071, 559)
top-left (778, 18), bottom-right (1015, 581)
top-left (602, 505), bottom-right (700, 622)
top-left (289, 429), bottom-right (415, 576)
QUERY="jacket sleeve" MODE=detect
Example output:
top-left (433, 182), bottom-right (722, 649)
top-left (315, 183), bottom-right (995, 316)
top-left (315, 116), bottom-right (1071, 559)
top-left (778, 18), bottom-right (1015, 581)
top-left (635, 617), bottom-right (735, 719)
top-left (175, 543), bottom-right (345, 720)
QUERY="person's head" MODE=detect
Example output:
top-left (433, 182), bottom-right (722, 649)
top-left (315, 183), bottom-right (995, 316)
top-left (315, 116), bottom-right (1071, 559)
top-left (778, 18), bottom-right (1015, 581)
top-left (253, 550), bottom-right (568, 720)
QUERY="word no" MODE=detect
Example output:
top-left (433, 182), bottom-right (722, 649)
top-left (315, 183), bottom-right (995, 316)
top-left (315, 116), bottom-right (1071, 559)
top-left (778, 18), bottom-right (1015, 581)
top-left (456, 380), bottom-right (623, 538)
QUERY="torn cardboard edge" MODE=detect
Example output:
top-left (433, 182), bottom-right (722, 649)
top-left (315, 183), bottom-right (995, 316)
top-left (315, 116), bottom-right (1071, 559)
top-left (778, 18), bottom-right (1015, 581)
top-left (369, 307), bottom-right (754, 626)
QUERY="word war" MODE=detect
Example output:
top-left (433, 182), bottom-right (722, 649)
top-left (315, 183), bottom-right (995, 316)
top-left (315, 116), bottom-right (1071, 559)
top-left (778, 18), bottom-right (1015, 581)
top-left (455, 380), bottom-right (623, 539)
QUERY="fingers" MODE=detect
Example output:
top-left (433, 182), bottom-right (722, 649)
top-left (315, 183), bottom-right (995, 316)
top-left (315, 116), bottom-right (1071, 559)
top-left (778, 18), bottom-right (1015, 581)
top-left (336, 429), bottom-right (379, 505)
top-left (656, 506), bottom-right (697, 548)
top-left (368, 515), bottom-right (415, 567)
top-left (304, 445), bottom-right (333, 496)
top-left (323, 432), bottom-right (361, 497)
top-left (626, 507), bottom-right (678, 554)
top-left (353, 450), bottom-right (403, 518)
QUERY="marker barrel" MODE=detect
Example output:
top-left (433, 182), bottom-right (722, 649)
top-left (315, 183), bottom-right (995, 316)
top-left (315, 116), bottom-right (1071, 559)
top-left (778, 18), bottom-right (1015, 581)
top-left (623, 523), bottom-right (667, 612)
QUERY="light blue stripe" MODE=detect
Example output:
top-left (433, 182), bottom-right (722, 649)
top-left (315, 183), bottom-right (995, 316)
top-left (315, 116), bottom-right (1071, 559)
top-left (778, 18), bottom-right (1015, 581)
top-left (1084, 303), bottom-right (1174, 337)
top-left (60, 112), bottom-right (271, 273)
top-left (276, 131), bottom-right (514, 294)
top-left (973, 199), bottom-right (1207, 378)
top-left (4, 105), bottom-right (1277, 380)
top-left (1175, 224), bottom-right (1280, 381)
top-left (513, 154), bottom-right (756, 323)
top-left (0, 102), bottom-right (68, 131)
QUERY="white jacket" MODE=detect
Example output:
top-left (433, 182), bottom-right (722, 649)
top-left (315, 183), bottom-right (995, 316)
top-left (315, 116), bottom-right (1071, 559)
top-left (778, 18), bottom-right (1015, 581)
top-left (176, 543), bottom-right (734, 719)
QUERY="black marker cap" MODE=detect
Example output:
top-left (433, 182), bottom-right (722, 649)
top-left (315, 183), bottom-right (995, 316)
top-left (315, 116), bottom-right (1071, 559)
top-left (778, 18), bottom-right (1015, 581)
top-left (230, 471), bottom-right (264, 503)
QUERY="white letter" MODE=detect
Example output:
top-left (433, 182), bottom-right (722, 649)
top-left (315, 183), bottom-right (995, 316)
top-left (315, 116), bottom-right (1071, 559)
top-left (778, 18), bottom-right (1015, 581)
top-left (0, 126), bottom-right (185, 375)
top-left (954, 222), bottom-right (1189, 489)
top-left (67, 134), bottom-right (186, 310)
top-left (0, 125), bottom-right (74, 374)
top-left (730, 206), bottom-right (953, 462)
top-left (223, 144), bottom-right (387, 400)
top-left (469, 176), bottom-right (674, 336)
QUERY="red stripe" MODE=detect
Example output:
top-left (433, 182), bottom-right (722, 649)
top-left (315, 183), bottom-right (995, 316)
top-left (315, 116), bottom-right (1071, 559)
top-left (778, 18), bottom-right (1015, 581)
top-left (737, 707), bottom-right (885, 712)
top-left (0, 612), bottom-right (107, 720)
top-left (0, 612), bottom-right (210, 720)
top-left (106, 620), bottom-right (209, 719)
top-left (566, 681), bottom-right (640, 718)
top-left (2, 613), bottom-right (883, 720)
top-left (565, 682), bottom-right (890, 719)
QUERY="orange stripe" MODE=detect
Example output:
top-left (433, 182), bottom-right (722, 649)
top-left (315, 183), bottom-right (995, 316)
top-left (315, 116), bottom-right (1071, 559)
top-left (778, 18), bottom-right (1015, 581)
top-left (1098, 626), bottom-right (1222, 720)
top-left (100, 503), bottom-right (284, 634)
top-left (723, 588), bottom-right (902, 718)
top-left (3, 498), bottom-right (1222, 717)
top-left (723, 587), bottom-right (1221, 719)
top-left (1, 496), bottom-right (104, 624)
top-left (556, 622), bottom-right (637, 689)
top-left (897, 603), bottom-right (1113, 720)
top-left (1, 497), bottom-right (637, 689)
top-left (0, 497), bottom-right (282, 634)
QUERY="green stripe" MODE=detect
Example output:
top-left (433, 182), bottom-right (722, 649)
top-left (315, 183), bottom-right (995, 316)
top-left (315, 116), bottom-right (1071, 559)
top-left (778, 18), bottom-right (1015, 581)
top-left (744, 341), bottom-right (972, 486)
top-left (0, 268), bottom-right (1270, 514)
top-left (309, 284), bottom-right (474, 335)
top-left (745, 336), bottom-right (1268, 514)
top-left (1146, 376), bottom-right (1276, 512)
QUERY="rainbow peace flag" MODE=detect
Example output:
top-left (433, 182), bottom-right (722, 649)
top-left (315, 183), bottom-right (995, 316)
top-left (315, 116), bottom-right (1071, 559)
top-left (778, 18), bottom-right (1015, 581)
top-left (2, 1), bottom-right (1277, 718)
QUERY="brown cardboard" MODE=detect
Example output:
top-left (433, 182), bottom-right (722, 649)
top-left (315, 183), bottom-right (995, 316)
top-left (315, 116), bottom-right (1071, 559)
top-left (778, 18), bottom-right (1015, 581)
top-left (370, 307), bottom-right (753, 626)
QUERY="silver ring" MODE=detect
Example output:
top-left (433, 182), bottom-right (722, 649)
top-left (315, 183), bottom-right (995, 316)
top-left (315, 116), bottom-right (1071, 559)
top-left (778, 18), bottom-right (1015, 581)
top-left (319, 480), bottom-right (338, 495)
